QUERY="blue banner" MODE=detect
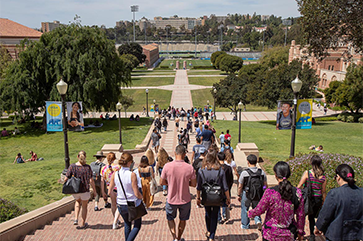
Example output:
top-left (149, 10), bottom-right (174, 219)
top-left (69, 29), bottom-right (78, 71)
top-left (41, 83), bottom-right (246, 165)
top-left (296, 99), bottom-right (313, 129)
top-left (46, 101), bottom-right (62, 132)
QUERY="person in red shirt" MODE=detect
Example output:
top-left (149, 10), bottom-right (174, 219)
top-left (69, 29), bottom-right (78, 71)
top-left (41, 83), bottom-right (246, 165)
top-left (224, 130), bottom-right (231, 141)
top-left (27, 151), bottom-right (37, 162)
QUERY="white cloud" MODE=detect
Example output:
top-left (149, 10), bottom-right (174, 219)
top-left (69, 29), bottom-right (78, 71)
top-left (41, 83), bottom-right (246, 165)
top-left (0, 0), bottom-right (300, 28)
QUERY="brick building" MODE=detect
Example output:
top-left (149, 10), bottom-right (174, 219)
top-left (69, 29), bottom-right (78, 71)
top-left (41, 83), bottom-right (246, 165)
top-left (142, 43), bottom-right (159, 68)
top-left (288, 40), bottom-right (362, 89)
top-left (41, 20), bottom-right (64, 32)
top-left (0, 18), bottom-right (42, 59)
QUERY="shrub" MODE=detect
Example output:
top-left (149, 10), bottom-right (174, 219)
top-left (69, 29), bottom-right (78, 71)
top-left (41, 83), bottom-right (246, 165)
top-left (192, 66), bottom-right (215, 69)
top-left (0, 198), bottom-right (28, 223)
top-left (287, 153), bottom-right (363, 194)
top-left (359, 117), bottom-right (363, 123)
top-left (346, 116), bottom-right (354, 123)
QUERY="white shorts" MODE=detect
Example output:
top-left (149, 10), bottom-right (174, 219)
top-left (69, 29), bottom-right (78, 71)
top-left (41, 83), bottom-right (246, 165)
top-left (72, 192), bottom-right (90, 201)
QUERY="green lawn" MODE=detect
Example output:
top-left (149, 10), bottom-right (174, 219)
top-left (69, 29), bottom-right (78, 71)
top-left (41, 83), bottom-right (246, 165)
top-left (188, 77), bottom-right (224, 86)
top-left (131, 71), bottom-right (175, 76)
top-left (130, 77), bottom-right (175, 86)
top-left (191, 89), bottom-right (273, 112)
top-left (187, 70), bottom-right (227, 75)
top-left (0, 117), bottom-right (153, 211)
top-left (159, 59), bottom-right (213, 69)
top-left (122, 89), bottom-right (172, 112)
top-left (212, 120), bottom-right (363, 174)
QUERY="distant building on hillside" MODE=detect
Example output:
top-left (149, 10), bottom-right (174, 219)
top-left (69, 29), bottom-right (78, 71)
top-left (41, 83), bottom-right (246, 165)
top-left (116, 20), bottom-right (132, 28)
top-left (253, 26), bottom-right (266, 32)
top-left (142, 43), bottom-right (159, 68)
top-left (261, 15), bottom-right (270, 21)
top-left (0, 18), bottom-right (42, 59)
top-left (210, 14), bottom-right (228, 23)
top-left (153, 16), bottom-right (201, 30)
top-left (41, 20), bottom-right (64, 32)
top-left (289, 40), bottom-right (363, 89)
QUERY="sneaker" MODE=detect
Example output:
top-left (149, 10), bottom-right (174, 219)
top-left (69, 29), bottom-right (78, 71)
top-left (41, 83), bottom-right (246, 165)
top-left (163, 190), bottom-right (167, 196)
top-left (112, 223), bottom-right (120, 230)
top-left (105, 203), bottom-right (111, 208)
top-left (257, 222), bottom-right (262, 231)
top-left (76, 223), bottom-right (88, 230)
top-left (241, 224), bottom-right (249, 230)
top-left (94, 207), bottom-right (99, 211)
top-left (73, 220), bottom-right (78, 225)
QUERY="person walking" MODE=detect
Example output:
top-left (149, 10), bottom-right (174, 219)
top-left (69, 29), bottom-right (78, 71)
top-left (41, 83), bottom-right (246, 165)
top-left (155, 147), bottom-right (169, 196)
top-left (217, 152), bottom-right (233, 224)
top-left (314, 164), bottom-right (363, 241)
top-left (160, 145), bottom-right (197, 241)
top-left (237, 154), bottom-right (267, 230)
top-left (191, 136), bottom-right (205, 163)
top-left (90, 151), bottom-right (108, 211)
top-left (108, 153), bottom-right (144, 241)
top-left (201, 125), bottom-right (215, 151)
top-left (151, 128), bottom-right (161, 154)
top-left (248, 161), bottom-right (305, 241)
top-left (65, 150), bottom-right (96, 229)
top-left (175, 116), bottom-right (180, 132)
top-left (224, 149), bottom-right (239, 186)
top-left (163, 117), bottom-right (168, 132)
top-left (100, 152), bottom-right (120, 229)
top-left (138, 156), bottom-right (155, 209)
top-left (196, 150), bottom-right (230, 241)
top-left (297, 155), bottom-right (326, 241)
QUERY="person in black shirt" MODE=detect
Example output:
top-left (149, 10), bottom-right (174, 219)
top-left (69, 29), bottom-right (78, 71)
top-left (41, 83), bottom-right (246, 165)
top-left (217, 152), bottom-right (233, 224)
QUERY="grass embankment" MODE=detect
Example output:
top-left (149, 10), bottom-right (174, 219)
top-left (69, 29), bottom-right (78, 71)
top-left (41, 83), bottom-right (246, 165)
top-left (188, 77), bottom-right (224, 86)
top-left (187, 70), bottom-right (227, 76)
top-left (158, 59), bottom-right (212, 69)
top-left (212, 119), bottom-right (363, 174)
top-left (0, 117), bottom-right (152, 211)
top-left (191, 89), bottom-right (273, 112)
top-left (131, 70), bottom-right (175, 76)
top-left (121, 89), bottom-right (172, 112)
top-left (130, 77), bottom-right (175, 87)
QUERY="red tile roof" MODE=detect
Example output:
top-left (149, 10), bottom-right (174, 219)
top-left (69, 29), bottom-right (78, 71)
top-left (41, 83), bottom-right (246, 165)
top-left (142, 43), bottom-right (158, 51)
top-left (0, 18), bottom-right (42, 38)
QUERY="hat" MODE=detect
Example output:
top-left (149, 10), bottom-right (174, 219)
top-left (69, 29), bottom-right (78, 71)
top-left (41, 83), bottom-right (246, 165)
top-left (199, 147), bottom-right (207, 154)
top-left (93, 151), bottom-right (106, 158)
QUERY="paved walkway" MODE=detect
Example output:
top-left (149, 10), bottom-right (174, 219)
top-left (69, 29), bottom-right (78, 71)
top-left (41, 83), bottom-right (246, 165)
top-left (22, 70), bottom-right (328, 241)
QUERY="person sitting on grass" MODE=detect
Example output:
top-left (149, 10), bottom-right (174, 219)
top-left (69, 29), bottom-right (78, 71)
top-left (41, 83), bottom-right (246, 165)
top-left (13, 127), bottom-right (20, 135)
top-left (1, 128), bottom-right (9, 137)
top-left (309, 145), bottom-right (324, 152)
top-left (26, 151), bottom-right (37, 162)
top-left (13, 153), bottom-right (25, 164)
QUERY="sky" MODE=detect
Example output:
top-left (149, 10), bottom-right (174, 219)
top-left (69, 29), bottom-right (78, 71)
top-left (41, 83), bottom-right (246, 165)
top-left (0, 0), bottom-right (301, 29)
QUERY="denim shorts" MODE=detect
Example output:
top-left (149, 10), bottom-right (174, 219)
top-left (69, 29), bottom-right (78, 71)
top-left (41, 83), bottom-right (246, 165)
top-left (165, 201), bottom-right (191, 221)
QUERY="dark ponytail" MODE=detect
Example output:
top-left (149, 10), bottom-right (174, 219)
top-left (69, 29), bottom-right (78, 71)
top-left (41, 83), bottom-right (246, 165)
top-left (273, 161), bottom-right (293, 200)
top-left (336, 164), bottom-right (356, 187)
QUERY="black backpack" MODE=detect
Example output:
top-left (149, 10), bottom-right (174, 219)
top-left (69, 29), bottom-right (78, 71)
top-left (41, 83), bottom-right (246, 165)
top-left (200, 168), bottom-right (223, 206)
top-left (90, 162), bottom-right (104, 185)
top-left (244, 169), bottom-right (264, 204)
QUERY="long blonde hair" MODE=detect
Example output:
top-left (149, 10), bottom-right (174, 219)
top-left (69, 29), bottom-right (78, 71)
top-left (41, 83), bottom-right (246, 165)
top-left (145, 148), bottom-right (155, 166)
top-left (202, 150), bottom-right (220, 170)
top-left (157, 147), bottom-right (169, 168)
top-left (224, 149), bottom-right (233, 164)
top-left (78, 150), bottom-right (87, 165)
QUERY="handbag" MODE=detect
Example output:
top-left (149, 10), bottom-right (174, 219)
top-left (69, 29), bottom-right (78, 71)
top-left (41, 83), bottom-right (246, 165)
top-left (62, 176), bottom-right (81, 194)
top-left (302, 170), bottom-right (314, 216)
top-left (117, 171), bottom-right (147, 222)
top-left (149, 168), bottom-right (158, 196)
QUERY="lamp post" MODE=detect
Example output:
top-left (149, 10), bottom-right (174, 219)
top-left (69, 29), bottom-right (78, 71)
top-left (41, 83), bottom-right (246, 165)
top-left (213, 88), bottom-right (217, 120)
top-left (56, 79), bottom-right (70, 174)
top-left (289, 76), bottom-right (302, 158)
top-left (116, 102), bottom-right (122, 144)
top-left (145, 89), bottom-right (149, 117)
top-left (194, 29), bottom-right (197, 58)
top-left (130, 5), bottom-right (139, 42)
top-left (218, 24), bottom-right (224, 50)
top-left (165, 26), bottom-right (170, 58)
top-left (238, 101), bottom-right (243, 143)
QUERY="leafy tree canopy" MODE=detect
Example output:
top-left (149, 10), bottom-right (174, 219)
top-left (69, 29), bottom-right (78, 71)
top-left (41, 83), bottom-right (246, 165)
top-left (323, 81), bottom-right (341, 104)
top-left (0, 24), bottom-right (129, 113)
top-left (118, 43), bottom-right (146, 64)
top-left (211, 51), bottom-right (226, 65)
top-left (120, 54), bottom-right (139, 70)
top-left (297, 0), bottom-right (363, 58)
top-left (219, 55), bottom-right (243, 74)
top-left (260, 46), bottom-right (289, 69)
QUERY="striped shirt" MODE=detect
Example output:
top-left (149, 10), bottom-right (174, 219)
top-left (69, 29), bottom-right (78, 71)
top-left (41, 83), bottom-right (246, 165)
top-left (308, 171), bottom-right (326, 196)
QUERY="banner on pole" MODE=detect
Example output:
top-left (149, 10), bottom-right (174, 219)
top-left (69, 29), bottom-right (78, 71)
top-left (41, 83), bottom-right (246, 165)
top-left (67, 102), bottom-right (84, 131)
top-left (276, 100), bottom-right (293, 130)
top-left (46, 101), bottom-right (62, 132)
top-left (296, 99), bottom-right (313, 129)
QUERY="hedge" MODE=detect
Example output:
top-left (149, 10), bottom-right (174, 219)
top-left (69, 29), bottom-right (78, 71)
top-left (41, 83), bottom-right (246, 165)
top-left (0, 198), bottom-right (27, 223)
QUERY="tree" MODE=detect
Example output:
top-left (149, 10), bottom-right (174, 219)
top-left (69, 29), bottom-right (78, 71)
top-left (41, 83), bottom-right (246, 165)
top-left (120, 54), bottom-right (139, 70)
top-left (213, 74), bottom-right (250, 113)
top-left (120, 95), bottom-right (134, 117)
top-left (260, 46), bottom-right (289, 69)
top-left (297, 0), bottom-right (363, 58)
top-left (323, 81), bottom-right (341, 104)
top-left (211, 51), bottom-right (226, 65)
top-left (219, 55), bottom-right (243, 74)
top-left (0, 24), bottom-right (129, 113)
top-left (333, 64), bottom-right (363, 113)
top-left (0, 45), bottom-right (12, 80)
top-left (118, 43), bottom-right (146, 64)
top-left (214, 54), bottom-right (228, 70)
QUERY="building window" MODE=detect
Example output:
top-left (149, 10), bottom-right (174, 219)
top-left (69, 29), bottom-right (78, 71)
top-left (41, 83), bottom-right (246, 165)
top-left (328, 65), bottom-right (331, 70)
top-left (331, 65), bottom-right (334, 71)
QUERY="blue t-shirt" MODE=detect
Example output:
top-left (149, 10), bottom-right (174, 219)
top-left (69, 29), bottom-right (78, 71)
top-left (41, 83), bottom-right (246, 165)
top-left (201, 129), bottom-right (213, 141)
top-left (193, 144), bottom-right (205, 160)
top-left (221, 145), bottom-right (234, 154)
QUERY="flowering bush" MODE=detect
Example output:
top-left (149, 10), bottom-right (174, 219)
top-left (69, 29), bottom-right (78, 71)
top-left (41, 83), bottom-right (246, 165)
top-left (287, 153), bottom-right (363, 193)
top-left (0, 198), bottom-right (27, 223)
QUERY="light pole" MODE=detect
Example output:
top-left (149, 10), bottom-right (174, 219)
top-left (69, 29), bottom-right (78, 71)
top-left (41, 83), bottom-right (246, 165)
top-left (289, 76), bottom-right (302, 158)
top-left (131, 5), bottom-right (139, 42)
top-left (56, 79), bottom-right (70, 174)
top-left (238, 101), bottom-right (243, 143)
top-left (116, 102), bottom-right (122, 144)
top-left (213, 88), bottom-right (217, 120)
top-left (194, 29), bottom-right (197, 58)
top-left (218, 24), bottom-right (224, 50)
top-left (145, 89), bottom-right (149, 117)
top-left (165, 26), bottom-right (170, 58)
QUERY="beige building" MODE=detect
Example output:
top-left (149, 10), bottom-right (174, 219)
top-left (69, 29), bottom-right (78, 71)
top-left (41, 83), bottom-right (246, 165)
top-left (41, 21), bottom-right (64, 32)
top-left (289, 40), bottom-right (363, 89)
top-left (153, 16), bottom-right (202, 30)
top-left (0, 18), bottom-right (42, 59)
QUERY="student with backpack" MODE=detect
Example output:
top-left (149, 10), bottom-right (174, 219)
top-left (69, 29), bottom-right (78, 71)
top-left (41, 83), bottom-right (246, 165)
top-left (237, 154), bottom-right (267, 230)
top-left (90, 151), bottom-right (109, 211)
top-left (217, 152), bottom-right (233, 224)
top-left (248, 161), bottom-right (305, 240)
top-left (196, 150), bottom-right (230, 241)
